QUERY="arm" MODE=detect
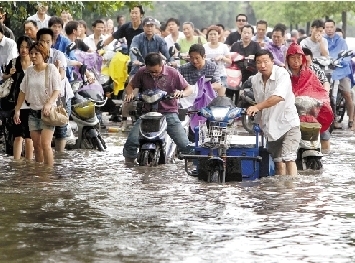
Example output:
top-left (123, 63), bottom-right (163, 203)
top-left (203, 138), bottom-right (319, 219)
top-left (13, 72), bottom-right (27, 124)
top-left (104, 24), bottom-right (125, 46)
top-left (247, 70), bottom-right (289, 116)
top-left (129, 35), bottom-right (140, 64)
top-left (182, 85), bottom-right (193, 97)
top-left (125, 69), bottom-right (142, 100)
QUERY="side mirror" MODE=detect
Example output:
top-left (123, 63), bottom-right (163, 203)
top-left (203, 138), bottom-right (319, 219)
top-left (174, 42), bottom-right (181, 51)
top-left (96, 40), bottom-right (104, 50)
top-left (130, 47), bottom-right (140, 56)
top-left (169, 46), bottom-right (175, 57)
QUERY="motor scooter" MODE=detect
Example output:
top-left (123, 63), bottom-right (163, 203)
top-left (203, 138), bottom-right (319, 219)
top-left (179, 100), bottom-right (274, 183)
top-left (313, 50), bottom-right (353, 130)
top-left (129, 89), bottom-right (177, 166)
top-left (68, 65), bottom-right (107, 151)
top-left (294, 96), bottom-right (323, 170)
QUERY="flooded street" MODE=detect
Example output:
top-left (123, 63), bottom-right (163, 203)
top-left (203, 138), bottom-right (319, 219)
top-left (1, 125), bottom-right (355, 263)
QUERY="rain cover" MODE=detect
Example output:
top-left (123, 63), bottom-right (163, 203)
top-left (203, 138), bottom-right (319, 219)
top-left (190, 76), bottom-right (217, 131)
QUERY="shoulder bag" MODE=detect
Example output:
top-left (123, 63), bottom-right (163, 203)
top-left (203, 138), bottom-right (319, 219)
top-left (0, 58), bottom-right (16, 99)
top-left (41, 65), bottom-right (69, 126)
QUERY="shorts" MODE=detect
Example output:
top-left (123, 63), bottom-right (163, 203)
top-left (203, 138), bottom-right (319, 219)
top-left (13, 109), bottom-right (31, 139)
top-left (54, 99), bottom-right (71, 139)
top-left (267, 126), bottom-right (301, 163)
top-left (338, 77), bottom-right (351, 92)
top-left (320, 129), bottom-right (330, 141)
top-left (28, 109), bottom-right (55, 132)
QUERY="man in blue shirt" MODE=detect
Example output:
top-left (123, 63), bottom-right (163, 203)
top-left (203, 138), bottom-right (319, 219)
top-left (129, 16), bottom-right (172, 76)
top-left (324, 19), bottom-right (353, 129)
top-left (48, 16), bottom-right (76, 82)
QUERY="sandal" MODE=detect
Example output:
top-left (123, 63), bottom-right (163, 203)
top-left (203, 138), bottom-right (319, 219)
top-left (348, 121), bottom-right (353, 129)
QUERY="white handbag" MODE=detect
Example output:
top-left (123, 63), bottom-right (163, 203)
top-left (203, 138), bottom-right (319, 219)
top-left (0, 58), bottom-right (16, 99)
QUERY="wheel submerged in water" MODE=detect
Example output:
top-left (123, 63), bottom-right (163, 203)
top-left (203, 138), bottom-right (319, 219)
top-left (302, 157), bottom-right (323, 170)
top-left (138, 150), bottom-right (150, 166)
top-left (242, 114), bottom-right (255, 134)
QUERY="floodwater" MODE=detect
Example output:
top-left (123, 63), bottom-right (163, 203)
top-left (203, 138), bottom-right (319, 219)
top-left (0, 126), bottom-right (355, 263)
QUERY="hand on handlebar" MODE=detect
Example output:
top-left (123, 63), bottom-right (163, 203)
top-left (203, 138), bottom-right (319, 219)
top-left (173, 90), bottom-right (184, 98)
top-left (133, 60), bottom-right (142, 66)
top-left (246, 105), bottom-right (259, 116)
top-left (124, 93), bottom-right (135, 102)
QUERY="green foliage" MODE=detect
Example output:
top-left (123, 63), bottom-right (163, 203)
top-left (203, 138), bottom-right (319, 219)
top-left (146, 1), bottom-right (245, 30)
top-left (1, 1), bottom-right (152, 20)
top-left (250, 1), bottom-right (355, 27)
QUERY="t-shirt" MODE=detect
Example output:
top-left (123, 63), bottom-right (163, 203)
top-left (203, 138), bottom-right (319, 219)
top-left (131, 65), bottom-right (188, 113)
top-left (20, 64), bottom-right (62, 110)
top-left (230, 41), bottom-right (261, 83)
top-left (112, 22), bottom-right (144, 49)
top-left (177, 36), bottom-right (207, 65)
top-left (203, 42), bottom-right (230, 76)
top-left (300, 37), bottom-right (328, 58)
top-left (224, 31), bottom-right (241, 46)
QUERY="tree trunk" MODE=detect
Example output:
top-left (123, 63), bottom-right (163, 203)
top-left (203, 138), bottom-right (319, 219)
top-left (342, 11), bottom-right (347, 38)
top-left (306, 22), bottom-right (311, 36)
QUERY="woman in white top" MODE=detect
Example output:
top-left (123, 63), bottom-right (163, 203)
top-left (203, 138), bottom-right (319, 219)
top-left (2, 36), bottom-right (34, 160)
top-left (14, 42), bottom-right (61, 166)
top-left (203, 26), bottom-right (231, 87)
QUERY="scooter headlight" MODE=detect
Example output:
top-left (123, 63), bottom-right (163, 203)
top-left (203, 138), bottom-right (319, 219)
top-left (200, 107), bottom-right (214, 120)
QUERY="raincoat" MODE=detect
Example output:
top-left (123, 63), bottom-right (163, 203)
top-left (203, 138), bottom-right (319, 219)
top-left (286, 43), bottom-right (334, 133)
top-left (107, 52), bottom-right (129, 96)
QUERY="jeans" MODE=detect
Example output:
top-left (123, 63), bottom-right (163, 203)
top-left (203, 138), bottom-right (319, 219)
top-left (123, 113), bottom-right (190, 159)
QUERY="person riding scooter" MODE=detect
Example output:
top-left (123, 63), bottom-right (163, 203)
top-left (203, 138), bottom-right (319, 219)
top-left (286, 43), bottom-right (334, 153)
top-left (123, 52), bottom-right (194, 164)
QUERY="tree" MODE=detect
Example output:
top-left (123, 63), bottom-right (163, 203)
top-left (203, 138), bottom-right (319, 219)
top-left (1, 1), bottom-right (152, 38)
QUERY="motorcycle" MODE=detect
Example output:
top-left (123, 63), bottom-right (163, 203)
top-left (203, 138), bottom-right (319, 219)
top-left (68, 65), bottom-right (107, 151)
top-left (313, 50), bottom-right (353, 130)
top-left (179, 100), bottom-right (274, 183)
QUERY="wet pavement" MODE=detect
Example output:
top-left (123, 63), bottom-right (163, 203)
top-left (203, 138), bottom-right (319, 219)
top-left (0, 118), bottom-right (355, 263)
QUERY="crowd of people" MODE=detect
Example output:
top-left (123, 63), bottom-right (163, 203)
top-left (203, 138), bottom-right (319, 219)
top-left (0, 4), bottom-right (354, 175)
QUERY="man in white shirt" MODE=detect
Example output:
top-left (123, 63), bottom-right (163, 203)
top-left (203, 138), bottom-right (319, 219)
top-left (246, 49), bottom-right (301, 176)
top-left (27, 4), bottom-right (51, 29)
top-left (300, 19), bottom-right (329, 58)
top-left (84, 19), bottom-right (107, 51)
top-left (0, 26), bottom-right (17, 78)
top-left (164, 18), bottom-right (184, 50)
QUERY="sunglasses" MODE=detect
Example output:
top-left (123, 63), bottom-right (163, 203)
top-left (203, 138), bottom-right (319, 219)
top-left (237, 19), bottom-right (247, 22)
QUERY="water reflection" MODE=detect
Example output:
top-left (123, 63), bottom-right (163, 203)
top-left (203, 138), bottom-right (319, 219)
top-left (0, 131), bottom-right (355, 262)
